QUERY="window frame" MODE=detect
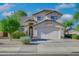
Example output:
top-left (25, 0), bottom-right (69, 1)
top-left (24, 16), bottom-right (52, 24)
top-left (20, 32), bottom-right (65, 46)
top-left (37, 16), bottom-right (43, 21)
top-left (50, 16), bottom-right (59, 20)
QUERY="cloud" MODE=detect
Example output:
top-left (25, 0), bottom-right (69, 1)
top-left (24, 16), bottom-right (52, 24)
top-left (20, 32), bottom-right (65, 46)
top-left (57, 14), bottom-right (73, 23)
top-left (56, 3), bottom-right (76, 10)
top-left (27, 11), bottom-right (32, 16)
top-left (2, 11), bottom-right (14, 16)
top-left (0, 3), bottom-right (15, 12)
top-left (61, 14), bottom-right (73, 21)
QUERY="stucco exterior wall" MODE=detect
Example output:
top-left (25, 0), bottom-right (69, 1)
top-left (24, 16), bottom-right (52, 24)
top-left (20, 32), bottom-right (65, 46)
top-left (33, 21), bottom-right (64, 39)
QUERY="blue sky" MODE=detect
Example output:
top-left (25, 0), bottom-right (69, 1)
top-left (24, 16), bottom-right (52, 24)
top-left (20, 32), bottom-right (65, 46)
top-left (0, 3), bottom-right (78, 19)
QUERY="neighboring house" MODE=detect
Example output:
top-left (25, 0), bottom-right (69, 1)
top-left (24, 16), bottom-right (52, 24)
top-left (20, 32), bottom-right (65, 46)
top-left (0, 32), bottom-right (8, 38)
top-left (69, 29), bottom-right (79, 35)
top-left (22, 10), bottom-right (64, 39)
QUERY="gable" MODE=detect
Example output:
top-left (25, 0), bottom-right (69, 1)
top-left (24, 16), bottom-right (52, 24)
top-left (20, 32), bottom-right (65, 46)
top-left (33, 10), bottom-right (62, 16)
top-left (32, 10), bottom-right (62, 22)
top-left (47, 12), bottom-right (61, 17)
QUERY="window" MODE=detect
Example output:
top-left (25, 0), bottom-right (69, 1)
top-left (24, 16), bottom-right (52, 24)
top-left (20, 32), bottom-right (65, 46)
top-left (20, 27), bottom-right (24, 31)
top-left (51, 16), bottom-right (55, 20)
top-left (37, 16), bottom-right (42, 21)
top-left (51, 16), bottom-right (59, 20)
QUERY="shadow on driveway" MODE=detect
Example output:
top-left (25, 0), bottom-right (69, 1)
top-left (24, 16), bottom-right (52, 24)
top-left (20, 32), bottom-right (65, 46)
top-left (32, 39), bottom-right (48, 41)
top-left (31, 39), bottom-right (49, 45)
top-left (0, 43), bottom-right (4, 45)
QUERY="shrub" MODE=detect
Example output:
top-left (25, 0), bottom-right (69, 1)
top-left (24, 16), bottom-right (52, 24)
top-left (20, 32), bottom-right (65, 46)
top-left (72, 34), bottom-right (79, 39)
top-left (64, 34), bottom-right (72, 38)
top-left (20, 36), bottom-right (31, 44)
top-left (12, 31), bottom-right (26, 39)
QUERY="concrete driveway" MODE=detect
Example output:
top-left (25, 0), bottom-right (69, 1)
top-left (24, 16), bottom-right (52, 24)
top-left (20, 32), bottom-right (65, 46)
top-left (0, 39), bottom-right (79, 55)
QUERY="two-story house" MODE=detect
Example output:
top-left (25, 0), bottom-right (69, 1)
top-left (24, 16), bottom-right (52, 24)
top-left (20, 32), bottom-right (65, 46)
top-left (22, 10), bottom-right (64, 40)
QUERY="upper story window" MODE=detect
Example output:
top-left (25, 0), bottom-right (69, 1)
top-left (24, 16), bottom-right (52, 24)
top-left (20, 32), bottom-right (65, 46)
top-left (37, 16), bottom-right (43, 21)
top-left (51, 16), bottom-right (59, 20)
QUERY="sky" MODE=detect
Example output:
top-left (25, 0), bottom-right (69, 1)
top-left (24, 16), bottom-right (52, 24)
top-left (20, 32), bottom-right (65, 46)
top-left (0, 3), bottom-right (78, 19)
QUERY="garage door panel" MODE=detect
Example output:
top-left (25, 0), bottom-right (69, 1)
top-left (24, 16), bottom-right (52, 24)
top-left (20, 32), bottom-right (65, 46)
top-left (41, 31), bottom-right (60, 39)
top-left (40, 27), bottom-right (60, 39)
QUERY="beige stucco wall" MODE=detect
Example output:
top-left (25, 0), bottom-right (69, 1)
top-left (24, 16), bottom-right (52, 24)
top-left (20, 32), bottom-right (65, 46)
top-left (33, 21), bottom-right (64, 39)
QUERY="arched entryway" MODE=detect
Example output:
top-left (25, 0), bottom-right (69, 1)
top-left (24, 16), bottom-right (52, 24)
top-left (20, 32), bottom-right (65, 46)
top-left (28, 23), bottom-right (33, 38)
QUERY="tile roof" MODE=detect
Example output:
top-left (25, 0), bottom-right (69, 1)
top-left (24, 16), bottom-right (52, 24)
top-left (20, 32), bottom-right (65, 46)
top-left (33, 10), bottom-right (62, 16)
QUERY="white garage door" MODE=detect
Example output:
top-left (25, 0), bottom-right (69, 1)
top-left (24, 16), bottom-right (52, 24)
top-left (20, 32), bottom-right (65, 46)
top-left (40, 27), bottom-right (61, 39)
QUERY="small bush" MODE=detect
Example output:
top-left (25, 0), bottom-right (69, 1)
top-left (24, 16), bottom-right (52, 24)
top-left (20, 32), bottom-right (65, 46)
top-left (72, 34), bottom-right (79, 39)
top-left (64, 34), bottom-right (72, 38)
top-left (12, 31), bottom-right (26, 39)
top-left (20, 36), bottom-right (31, 44)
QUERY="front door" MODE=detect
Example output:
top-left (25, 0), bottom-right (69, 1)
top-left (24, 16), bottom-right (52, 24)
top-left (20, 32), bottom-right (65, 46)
top-left (29, 26), bottom-right (33, 38)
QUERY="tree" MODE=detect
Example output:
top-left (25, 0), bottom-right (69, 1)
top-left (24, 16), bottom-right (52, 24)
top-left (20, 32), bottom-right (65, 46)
top-left (75, 4), bottom-right (79, 12)
top-left (75, 25), bottom-right (79, 31)
top-left (62, 5), bottom-right (79, 34)
top-left (73, 12), bottom-right (79, 21)
top-left (73, 4), bottom-right (79, 22)
top-left (0, 16), bottom-right (20, 40)
top-left (72, 4), bottom-right (79, 31)
top-left (63, 20), bottom-right (73, 34)
top-left (73, 12), bottom-right (79, 31)
top-left (14, 10), bottom-right (27, 16)
top-left (11, 10), bottom-right (27, 21)
top-left (0, 10), bottom-right (27, 40)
